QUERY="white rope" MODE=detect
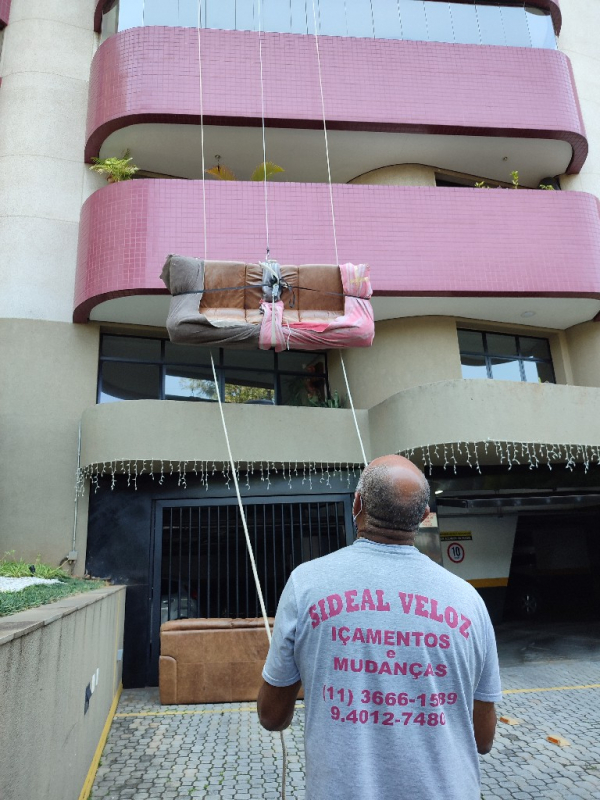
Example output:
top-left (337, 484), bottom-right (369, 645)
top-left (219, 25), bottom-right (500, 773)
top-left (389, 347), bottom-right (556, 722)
top-left (340, 353), bottom-right (368, 467)
top-left (257, 0), bottom-right (271, 259)
top-left (310, 0), bottom-right (339, 266)
top-left (196, 0), bottom-right (208, 260)
top-left (209, 354), bottom-right (287, 800)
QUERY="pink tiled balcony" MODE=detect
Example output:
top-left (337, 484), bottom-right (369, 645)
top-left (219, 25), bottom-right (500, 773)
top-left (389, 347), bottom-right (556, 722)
top-left (74, 180), bottom-right (600, 324)
top-left (0, 0), bottom-right (11, 27)
top-left (85, 27), bottom-right (586, 174)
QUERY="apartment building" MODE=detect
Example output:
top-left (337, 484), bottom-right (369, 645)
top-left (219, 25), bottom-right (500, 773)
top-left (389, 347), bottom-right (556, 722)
top-left (1, 0), bottom-right (599, 687)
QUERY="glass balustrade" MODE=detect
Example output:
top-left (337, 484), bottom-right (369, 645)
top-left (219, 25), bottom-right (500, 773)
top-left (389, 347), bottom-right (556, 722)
top-left (100, 0), bottom-right (557, 49)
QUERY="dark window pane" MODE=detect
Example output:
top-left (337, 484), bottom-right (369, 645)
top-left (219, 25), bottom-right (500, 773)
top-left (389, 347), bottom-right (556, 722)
top-left (165, 366), bottom-right (216, 401)
top-left (100, 362), bottom-right (160, 402)
top-left (490, 358), bottom-right (522, 381)
top-left (450, 3), bottom-right (480, 45)
top-left (223, 349), bottom-right (275, 369)
top-left (165, 341), bottom-right (211, 366)
top-left (280, 374), bottom-right (328, 405)
top-left (223, 370), bottom-right (275, 404)
top-left (458, 329), bottom-right (485, 354)
top-left (278, 352), bottom-right (326, 373)
top-left (486, 333), bottom-right (518, 357)
top-left (460, 355), bottom-right (488, 379)
top-left (522, 361), bottom-right (555, 383)
top-left (519, 336), bottom-right (551, 360)
top-left (101, 335), bottom-right (161, 361)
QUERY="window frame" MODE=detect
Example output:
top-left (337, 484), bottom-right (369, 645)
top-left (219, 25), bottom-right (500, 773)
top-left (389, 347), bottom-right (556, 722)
top-left (457, 328), bottom-right (556, 384)
top-left (97, 333), bottom-right (329, 406)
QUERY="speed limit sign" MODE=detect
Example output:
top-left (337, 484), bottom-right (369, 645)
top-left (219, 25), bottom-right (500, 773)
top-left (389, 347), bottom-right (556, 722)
top-left (447, 542), bottom-right (465, 563)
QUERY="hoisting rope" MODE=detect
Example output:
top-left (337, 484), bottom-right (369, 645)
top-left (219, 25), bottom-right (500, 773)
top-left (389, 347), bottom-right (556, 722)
top-left (209, 353), bottom-right (287, 800)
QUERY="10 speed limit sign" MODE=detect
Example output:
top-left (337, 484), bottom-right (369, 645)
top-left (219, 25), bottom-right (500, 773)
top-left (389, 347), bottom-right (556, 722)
top-left (447, 542), bottom-right (465, 563)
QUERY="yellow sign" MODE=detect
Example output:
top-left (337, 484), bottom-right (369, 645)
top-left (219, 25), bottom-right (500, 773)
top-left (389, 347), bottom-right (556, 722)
top-left (439, 531), bottom-right (472, 541)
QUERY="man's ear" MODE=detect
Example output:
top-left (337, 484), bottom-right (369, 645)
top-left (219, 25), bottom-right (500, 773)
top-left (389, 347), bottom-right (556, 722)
top-left (353, 492), bottom-right (362, 518)
top-left (420, 505), bottom-right (431, 523)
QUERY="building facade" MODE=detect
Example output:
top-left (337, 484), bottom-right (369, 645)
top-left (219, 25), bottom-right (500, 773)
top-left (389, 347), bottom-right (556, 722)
top-left (1, 0), bottom-right (600, 687)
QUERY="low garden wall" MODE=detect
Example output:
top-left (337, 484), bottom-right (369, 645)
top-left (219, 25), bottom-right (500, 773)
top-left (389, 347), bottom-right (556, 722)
top-left (0, 586), bottom-right (125, 800)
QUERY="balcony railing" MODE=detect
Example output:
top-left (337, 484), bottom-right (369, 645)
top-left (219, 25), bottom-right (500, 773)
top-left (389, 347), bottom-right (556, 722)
top-left (100, 0), bottom-right (556, 49)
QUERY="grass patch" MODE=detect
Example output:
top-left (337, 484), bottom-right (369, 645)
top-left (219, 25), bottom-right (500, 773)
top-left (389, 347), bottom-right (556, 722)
top-left (0, 553), bottom-right (106, 617)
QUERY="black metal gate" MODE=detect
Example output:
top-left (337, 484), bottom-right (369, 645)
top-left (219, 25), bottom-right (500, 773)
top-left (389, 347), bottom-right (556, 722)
top-left (150, 494), bottom-right (353, 679)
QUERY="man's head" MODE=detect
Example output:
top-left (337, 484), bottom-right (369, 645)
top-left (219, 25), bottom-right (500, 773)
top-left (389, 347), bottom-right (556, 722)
top-left (354, 455), bottom-right (430, 544)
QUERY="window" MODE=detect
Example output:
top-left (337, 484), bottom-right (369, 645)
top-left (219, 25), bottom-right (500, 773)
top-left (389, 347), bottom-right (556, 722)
top-left (458, 329), bottom-right (555, 383)
top-left (98, 335), bottom-right (328, 406)
top-left (101, 0), bottom-right (556, 50)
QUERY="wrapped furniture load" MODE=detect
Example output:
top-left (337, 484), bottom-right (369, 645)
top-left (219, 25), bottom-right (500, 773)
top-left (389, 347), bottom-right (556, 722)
top-left (160, 255), bottom-right (374, 351)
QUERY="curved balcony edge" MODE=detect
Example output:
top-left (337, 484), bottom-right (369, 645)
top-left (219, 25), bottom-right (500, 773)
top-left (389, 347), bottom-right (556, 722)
top-left (368, 380), bottom-right (600, 458)
top-left (0, 0), bottom-right (11, 28)
top-left (74, 180), bottom-right (600, 323)
top-left (80, 401), bottom-right (370, 467)
top-left (85, 27), bottom-right (586, 173)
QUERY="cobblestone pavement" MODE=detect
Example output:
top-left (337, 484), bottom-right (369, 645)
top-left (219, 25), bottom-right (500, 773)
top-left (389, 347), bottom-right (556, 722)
top-left (93, 626), bottom-right (600, 800)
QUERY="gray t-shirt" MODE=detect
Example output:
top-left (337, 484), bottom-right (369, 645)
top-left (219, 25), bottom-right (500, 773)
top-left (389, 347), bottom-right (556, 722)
top-left (263, 539), bottom-right (502, 800)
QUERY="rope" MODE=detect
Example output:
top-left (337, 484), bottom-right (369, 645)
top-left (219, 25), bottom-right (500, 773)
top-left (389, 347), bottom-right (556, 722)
top-left (340, 353), bottom-right (368, 467)
top-left (209, 354), bottom-right (287, 800)
top-left (310, 0), bottom-right (339, 267)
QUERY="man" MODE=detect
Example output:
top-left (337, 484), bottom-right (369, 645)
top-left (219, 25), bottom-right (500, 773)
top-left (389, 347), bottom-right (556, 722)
top-left (258, 455), bottom-right (501, 800)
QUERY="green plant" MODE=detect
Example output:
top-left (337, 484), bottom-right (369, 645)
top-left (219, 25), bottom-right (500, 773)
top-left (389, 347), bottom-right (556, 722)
top-left (538, 183), bottom-right (555, 190)
top-left (308, 390), bottom-right (345, 409)
top-left (206, 155), bottom-right (284, 182)
top-left (0, 552), bottom-right (66, 579)
top-left (89, 149), bottom-right (139, 183)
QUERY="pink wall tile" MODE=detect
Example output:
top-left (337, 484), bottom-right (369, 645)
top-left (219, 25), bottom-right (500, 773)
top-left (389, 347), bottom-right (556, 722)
top-left (74, 180), bottom-right (600, 321)
top-left (85, 27), bottom-right (586, 173)
top-left (0, 0), bottom-right (11, 28)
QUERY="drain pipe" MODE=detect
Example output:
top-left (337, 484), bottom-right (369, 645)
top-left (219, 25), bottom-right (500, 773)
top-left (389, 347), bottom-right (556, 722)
top-left (68, 420), bottom-right (82, 573)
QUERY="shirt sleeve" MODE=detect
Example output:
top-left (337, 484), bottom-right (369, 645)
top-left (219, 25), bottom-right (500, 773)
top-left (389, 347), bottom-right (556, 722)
top-left (262, 574), bottom-right (302, 687)
top-left (474, 613), bottom-right (503, 703)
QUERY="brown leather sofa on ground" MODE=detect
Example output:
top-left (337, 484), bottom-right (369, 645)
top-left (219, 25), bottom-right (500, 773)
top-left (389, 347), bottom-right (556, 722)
top-left (159, 618), bottom-right (274, 704)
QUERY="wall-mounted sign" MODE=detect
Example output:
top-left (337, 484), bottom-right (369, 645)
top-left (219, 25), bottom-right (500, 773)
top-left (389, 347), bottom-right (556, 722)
top-left (440, 531), bottom-right (472, 541)
top-left (419, 512), bottom-right (438, 528)
top-left (447, 542), bottom-right (465, 563)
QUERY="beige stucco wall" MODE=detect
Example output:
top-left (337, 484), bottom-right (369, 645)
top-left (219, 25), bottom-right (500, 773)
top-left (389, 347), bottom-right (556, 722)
top-left (559, 0), bottom-right (600, 196)
top-left (328, 317), bottom-right (462, 409)
top-left (0, 319), bottom-right (99, 569)
top-left (80, 400), bottom-right (371, 467)
top-left (349, 164), bottom-right (436, 186)
top-left (565, 321), bottom-right (600, 387)
top-left (0, 586), bottom-right (125, 800)
top-left (0, 0), bottom-right (102, 322)
top-left (368, 379), bottom-right (600, 456)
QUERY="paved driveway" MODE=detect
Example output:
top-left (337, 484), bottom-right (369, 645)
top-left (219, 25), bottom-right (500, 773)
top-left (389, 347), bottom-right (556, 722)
top-left (92, 621), bottom-right (600, 800)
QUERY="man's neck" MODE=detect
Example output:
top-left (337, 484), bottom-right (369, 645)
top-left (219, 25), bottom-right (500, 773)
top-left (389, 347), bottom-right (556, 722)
top-left (358, 529), bottom-right (416, 547)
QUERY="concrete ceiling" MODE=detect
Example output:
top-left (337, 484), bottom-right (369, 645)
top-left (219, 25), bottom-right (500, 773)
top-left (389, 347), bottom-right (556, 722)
top-left (89, 295), bottom-right (600, 330)
top-left (100, 123), bottom-right (573, 187)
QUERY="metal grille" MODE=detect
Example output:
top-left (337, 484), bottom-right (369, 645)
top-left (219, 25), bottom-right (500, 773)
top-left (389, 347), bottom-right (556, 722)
top-left (159, 497), bottom-right (350, 622)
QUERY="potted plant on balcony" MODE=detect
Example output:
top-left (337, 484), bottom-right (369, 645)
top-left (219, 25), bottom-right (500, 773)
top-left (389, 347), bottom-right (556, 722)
top-left (206, 155), bottom-right (284, 181)
top-left (89, 149), bottom-right (139, 183)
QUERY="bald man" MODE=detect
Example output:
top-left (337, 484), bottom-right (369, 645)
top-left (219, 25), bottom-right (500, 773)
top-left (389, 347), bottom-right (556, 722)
top-left (258, 455), bottom-right (501, 800)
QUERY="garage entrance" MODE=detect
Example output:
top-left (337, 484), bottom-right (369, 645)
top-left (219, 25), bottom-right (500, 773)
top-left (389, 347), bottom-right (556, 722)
top-left (149, 495), bottom-right (354, 682)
